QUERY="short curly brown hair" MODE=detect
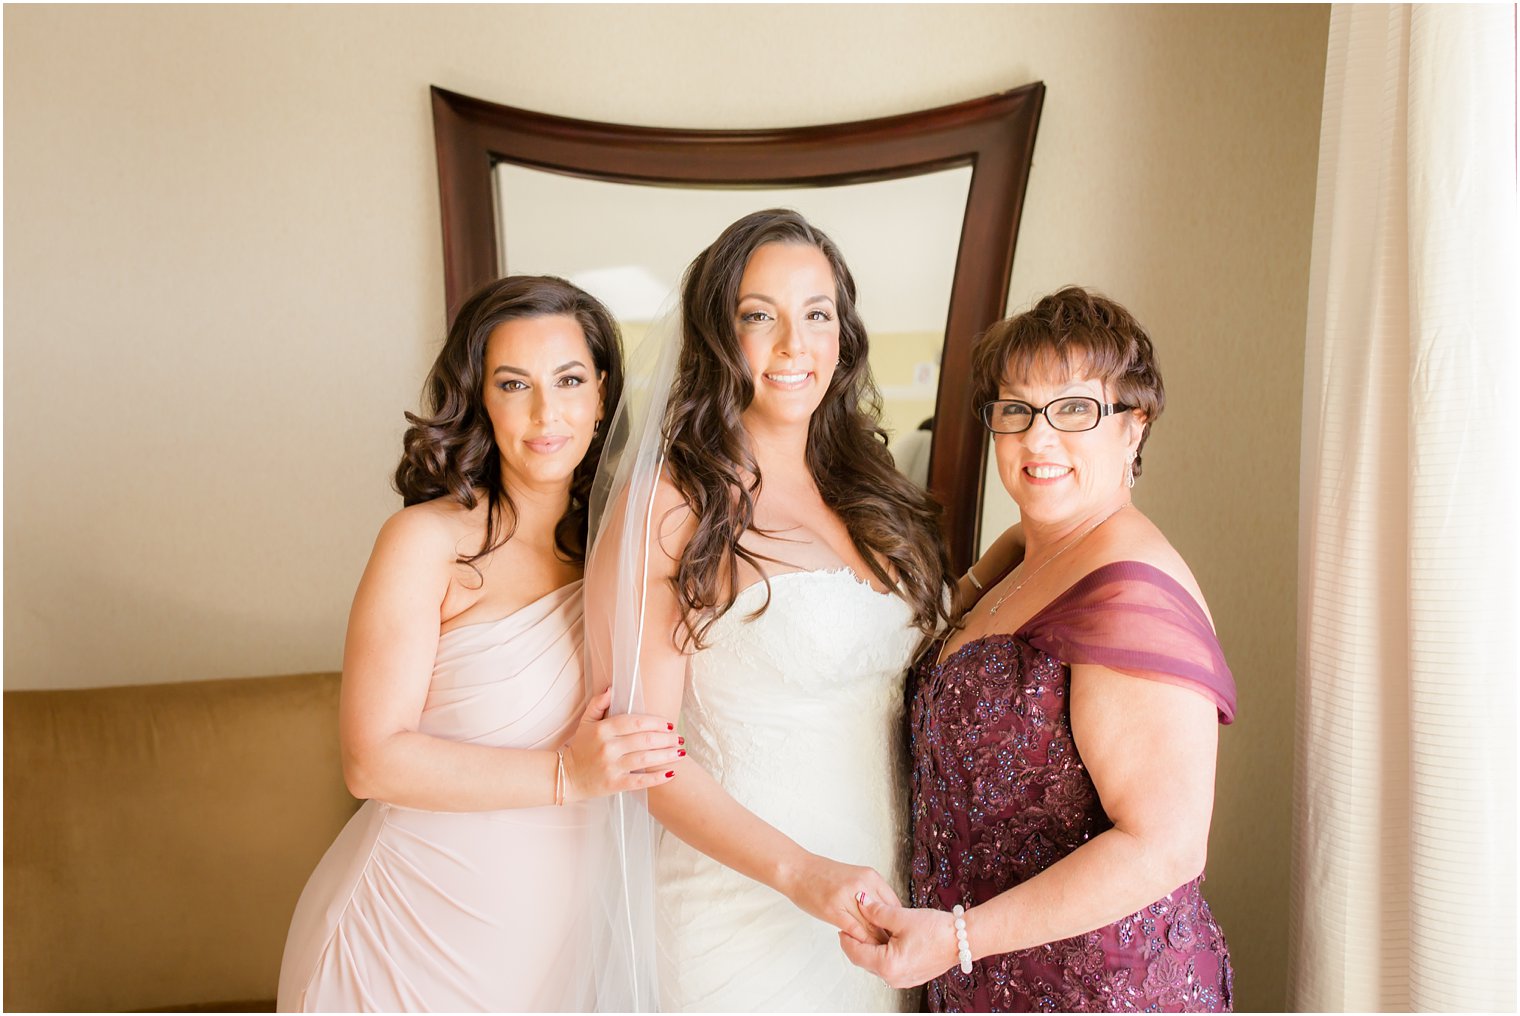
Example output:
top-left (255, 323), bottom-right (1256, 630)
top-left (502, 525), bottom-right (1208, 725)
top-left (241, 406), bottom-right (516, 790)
top-left (971, 286), bottom-right (1165, 477)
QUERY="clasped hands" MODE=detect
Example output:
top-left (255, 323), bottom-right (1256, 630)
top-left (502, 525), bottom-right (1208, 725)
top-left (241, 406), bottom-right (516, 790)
top-left (838, 892), bottom-right (965, 991)
top-left (788, 854), bottom-right (962, 990)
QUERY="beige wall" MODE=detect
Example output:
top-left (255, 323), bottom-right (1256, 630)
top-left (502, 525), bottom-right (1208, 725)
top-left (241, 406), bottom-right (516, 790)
top-left (4, 4), bottom-right (1328, 1008)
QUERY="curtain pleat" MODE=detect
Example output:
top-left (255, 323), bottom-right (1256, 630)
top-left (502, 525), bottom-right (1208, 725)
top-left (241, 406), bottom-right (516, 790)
top-left (1291, 5), bottom-right (1516, 1012)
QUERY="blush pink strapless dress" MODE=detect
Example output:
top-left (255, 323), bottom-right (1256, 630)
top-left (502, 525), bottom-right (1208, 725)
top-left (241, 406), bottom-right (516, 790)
top-left (277, 581), bottom-right (593, 1013)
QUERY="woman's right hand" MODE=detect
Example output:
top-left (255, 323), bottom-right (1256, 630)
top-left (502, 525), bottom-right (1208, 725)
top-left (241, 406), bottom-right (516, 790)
top-left (781, 852), bottom-right (903, 945)
top-left (560, 690), bottom-right (685, 802)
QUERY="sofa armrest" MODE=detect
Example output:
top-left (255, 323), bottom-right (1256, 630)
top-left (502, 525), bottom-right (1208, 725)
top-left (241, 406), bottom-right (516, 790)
top-left (4, 672), bottom-right (359, 1013)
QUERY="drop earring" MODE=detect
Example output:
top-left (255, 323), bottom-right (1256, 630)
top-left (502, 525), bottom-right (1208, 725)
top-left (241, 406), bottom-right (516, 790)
top-left (1125, 452), bottom-right (1136, 489)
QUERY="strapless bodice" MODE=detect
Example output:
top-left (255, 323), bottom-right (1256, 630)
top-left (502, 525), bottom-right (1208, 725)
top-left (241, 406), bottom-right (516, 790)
top-left (694, 568), bottom-right (920, 694)
top-left (420, 580), bottom-right (585, 750)
top-left (657, 568), bottom-right (920, 1011)
top-left (681, 568), bottom-right (920, 855)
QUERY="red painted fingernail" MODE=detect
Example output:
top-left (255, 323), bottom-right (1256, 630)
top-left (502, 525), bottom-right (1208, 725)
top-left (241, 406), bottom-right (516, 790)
top-left (678, 749), bottom-right (686, 757)
top-left (667, 723), bottom-right (674, 730)
top-left (664, 770), bottom-right (675, 778)
top-left (678, 736), bottom-right (685, 745)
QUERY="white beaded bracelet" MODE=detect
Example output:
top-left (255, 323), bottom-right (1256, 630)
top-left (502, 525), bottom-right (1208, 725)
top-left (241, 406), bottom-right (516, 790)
top-left (952, 904), bottom-right (972, 974)
top-left (965, 567), bottom-right (984, 592)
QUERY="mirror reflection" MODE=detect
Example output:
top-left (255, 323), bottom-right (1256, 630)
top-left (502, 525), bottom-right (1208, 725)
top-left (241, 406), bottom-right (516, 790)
top-left (492, 164), bottom-right (973, 483)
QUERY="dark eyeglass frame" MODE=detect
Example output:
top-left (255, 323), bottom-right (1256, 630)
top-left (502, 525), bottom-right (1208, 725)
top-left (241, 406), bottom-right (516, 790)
top-left (978, 396), bottom-right (1134, 434)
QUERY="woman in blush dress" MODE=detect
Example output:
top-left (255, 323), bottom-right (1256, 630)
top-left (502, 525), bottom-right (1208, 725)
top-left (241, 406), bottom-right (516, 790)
top-left (842, 287), bottom-right (1236, 1012)
top-left (277, 276), bottom-right (683, 1013)
top-left (594, 209), bottom-right (957, 1011)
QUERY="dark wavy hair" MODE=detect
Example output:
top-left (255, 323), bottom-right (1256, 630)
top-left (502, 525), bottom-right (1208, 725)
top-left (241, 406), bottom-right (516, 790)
top-left (394, 275), bottom-right (624, 566)
top-left (971, 285), bottom-right (1165, 478)
top-left (664, 208), bottom-right (953, 648)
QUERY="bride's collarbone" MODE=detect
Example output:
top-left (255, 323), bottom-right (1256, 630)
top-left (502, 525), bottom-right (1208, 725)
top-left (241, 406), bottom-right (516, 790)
top-left (733, 529), bottom-right (893, 597)
top-left (737, 490), bottom-right (898, 593)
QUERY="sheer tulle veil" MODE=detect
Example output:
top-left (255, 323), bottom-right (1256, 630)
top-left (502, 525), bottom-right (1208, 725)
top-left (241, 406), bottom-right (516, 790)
top-left (580, 300), bottom-right (683, 1011)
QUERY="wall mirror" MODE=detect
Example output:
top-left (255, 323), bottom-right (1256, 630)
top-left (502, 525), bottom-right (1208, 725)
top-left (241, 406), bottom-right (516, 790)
top-left (432, 86), bottom-right (1043, 570)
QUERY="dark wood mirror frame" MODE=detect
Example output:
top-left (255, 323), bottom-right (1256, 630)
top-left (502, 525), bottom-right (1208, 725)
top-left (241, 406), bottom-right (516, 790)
top-left (431, 84), bottom-right (1044, 571)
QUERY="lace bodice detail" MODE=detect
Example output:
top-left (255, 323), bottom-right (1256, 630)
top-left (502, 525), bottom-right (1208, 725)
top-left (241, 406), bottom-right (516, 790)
top-left (681, 569), bottom-right (921, 856)
top-left (701, 568), bottom-right (921, 694)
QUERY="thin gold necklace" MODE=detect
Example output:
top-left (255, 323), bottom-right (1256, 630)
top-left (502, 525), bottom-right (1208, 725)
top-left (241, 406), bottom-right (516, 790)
top-left (986, 502), bottom-right (1130, 616)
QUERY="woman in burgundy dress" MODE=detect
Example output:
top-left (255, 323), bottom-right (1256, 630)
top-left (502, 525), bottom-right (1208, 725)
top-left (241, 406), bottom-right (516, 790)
top-left (843, 287), bottom-right (1237, 1012)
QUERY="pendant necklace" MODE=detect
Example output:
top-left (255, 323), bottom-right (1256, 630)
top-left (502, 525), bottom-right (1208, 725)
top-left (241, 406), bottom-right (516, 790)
top-left (986, 502), bottom-right (1130, 617)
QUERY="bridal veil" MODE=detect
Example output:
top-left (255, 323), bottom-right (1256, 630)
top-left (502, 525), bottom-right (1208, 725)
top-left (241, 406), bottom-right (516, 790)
top-left (580, 302), bottom-right (682, 1011)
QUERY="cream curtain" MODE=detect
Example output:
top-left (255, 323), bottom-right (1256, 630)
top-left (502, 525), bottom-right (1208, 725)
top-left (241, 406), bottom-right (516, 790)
top-left (1291, 4), bottom-right (1517, 1011)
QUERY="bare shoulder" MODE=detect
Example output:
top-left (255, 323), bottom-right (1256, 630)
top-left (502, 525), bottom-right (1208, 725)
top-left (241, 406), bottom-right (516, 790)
top-left (650, 469), bottom-right (698, 562)
top-left (1085, 506), bottom-right (1213, 624)
top-left (650, 468), bottom-right (694, 515)
top-left (373, 496), bottom-right (484, 565)
top-left (349, 498), bottom-right (485, 621)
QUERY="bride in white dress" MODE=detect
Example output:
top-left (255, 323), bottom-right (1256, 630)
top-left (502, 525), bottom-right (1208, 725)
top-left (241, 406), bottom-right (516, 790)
top-left (589, 209), bottom-right (956, 1011)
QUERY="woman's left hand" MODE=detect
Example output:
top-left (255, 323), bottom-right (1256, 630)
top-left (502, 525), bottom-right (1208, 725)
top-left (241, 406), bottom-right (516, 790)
top-left (837, 893), bottom-right (961, 989)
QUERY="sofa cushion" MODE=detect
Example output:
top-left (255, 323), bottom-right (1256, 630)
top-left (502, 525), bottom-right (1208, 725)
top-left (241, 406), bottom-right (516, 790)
top-left (4, 672), bottom-right (358, 1013)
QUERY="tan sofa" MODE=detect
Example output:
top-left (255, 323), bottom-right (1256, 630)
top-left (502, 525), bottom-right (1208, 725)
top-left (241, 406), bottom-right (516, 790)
top-left (4, 672), bottom-right (360, 1012)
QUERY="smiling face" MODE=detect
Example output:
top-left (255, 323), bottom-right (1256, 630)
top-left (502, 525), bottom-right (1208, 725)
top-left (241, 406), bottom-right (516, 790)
top-left (482, 314), bottom-right (605, 496)
top-left (992, 357), bottom-right (1146, 530)
top-left (733, 242), bottom-right (841, 435)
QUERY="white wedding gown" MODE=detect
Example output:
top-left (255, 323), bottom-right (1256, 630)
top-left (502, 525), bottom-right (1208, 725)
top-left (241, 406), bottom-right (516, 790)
top-left (655, 568), bottom-right (921, 1012)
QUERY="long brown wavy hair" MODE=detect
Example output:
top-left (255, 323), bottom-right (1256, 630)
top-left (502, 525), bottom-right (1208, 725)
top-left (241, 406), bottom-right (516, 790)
top-left (394, 275), bottom-right (624, 567)
top-left (664, 208), bottom-right (953, 648)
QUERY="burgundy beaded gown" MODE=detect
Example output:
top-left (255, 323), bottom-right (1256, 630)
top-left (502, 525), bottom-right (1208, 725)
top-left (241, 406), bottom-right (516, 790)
top-left (910, 561), bottom-right (1238, 1013)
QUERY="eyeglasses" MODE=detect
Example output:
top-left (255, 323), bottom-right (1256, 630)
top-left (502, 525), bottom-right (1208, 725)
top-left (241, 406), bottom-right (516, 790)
top-left (979, 397), bottom-right (1134, 434)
